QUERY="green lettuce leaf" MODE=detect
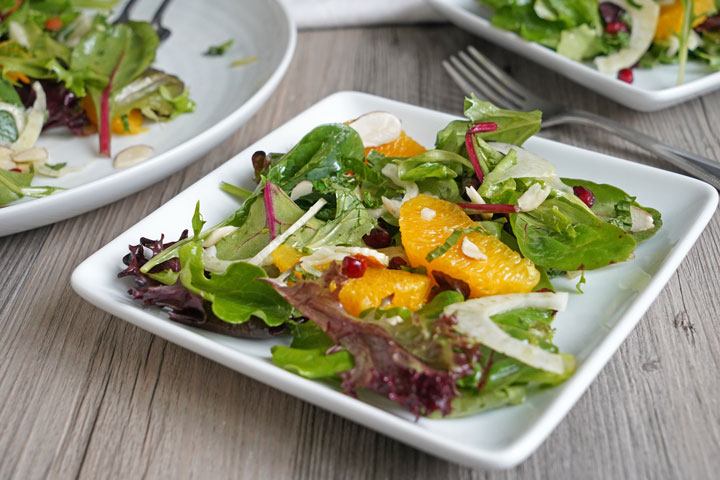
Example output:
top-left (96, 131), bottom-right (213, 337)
top-left (463, 94), bottom-right (542, 146)
top-left (510, 196), bottom-right (637, 270)
top-left (178, 242), bottom-right (291, 325)
top-left (271, 321), bottom-right (354, 378)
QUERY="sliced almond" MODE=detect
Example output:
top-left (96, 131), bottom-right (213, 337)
top-left (461, 237), bottom-right (487, 261)
top-left (113, 145), bottom-right (153, 169)
top-left (630, 205), bottom-right (654, 232)
top-left (290, 180), bottom-right (313, 201)
top-left (13, 147), bottom-right (48, 164)
top-left (348, 111), bottom-right (402, 148)
top-left (202, 226), bottom-right (239, 248)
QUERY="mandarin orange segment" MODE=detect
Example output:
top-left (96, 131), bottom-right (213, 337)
top-left (365, 131), bottom-right (426, 158)
top-left (655, 0), bottom-right (714, 40)
top-left (338, 267), bottom-right (431, 317)
top-left (399, 195), bottom-right (539, 298)
top-left (272, 244), bottom-right (304, 272)
top-left (82, 97), bottom-right (146, 135)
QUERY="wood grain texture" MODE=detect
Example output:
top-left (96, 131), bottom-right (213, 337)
top-left (1, 25), bottom-right (719, 479)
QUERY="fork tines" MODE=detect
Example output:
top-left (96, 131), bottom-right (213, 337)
top-left (443, 46), bottom-right (543, 111)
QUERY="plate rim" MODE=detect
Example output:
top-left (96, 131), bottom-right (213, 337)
top-left (0, 0), bottom-right (297, 237)
top-left (426, 0), bottom-right (720, 110)
top-left (71, 90), bottom-right (718, 469)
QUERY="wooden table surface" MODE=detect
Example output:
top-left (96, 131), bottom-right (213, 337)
top-left (2, 25), bottom-right (720, 479)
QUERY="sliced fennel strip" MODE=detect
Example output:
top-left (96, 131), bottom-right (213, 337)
top-left (445, 292), bottom-right (569, 374)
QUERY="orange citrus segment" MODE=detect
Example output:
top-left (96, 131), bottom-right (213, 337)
top-left (338, 267), bottom-right (432, 317)
top-left (365, 131), bottom-right (426, 158)
top-left (399, 195), bottom-right (540, 298)
top-left (272, 244), bottom-right (304, 272)
top-left (82, 97), bottom-right (146, 135)
top-left (655, 0), bottom-right (715, 40)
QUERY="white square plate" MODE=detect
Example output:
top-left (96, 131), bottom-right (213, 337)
top-left (0, 0), bottom-right (295, 237)
top-left (71, 92), bottom-right (717, 469)
top-left (427, 0), bottom-right (720, 111)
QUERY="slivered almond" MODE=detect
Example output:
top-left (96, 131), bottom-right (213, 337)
top-left (630, 206), bottom-right (654, 232)
top-left (290, 180), bottom-right (313, 201)
top-left (420, 207), bottom-right (436, 220)
top-left (202, 226), bottom-right (239, 248)
top-left (113, 145), bottom-right (153, 169)
top-left (461, 237), bottom-right (487, 261)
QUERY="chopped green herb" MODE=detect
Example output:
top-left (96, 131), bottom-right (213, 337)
top-left (231, 56), bottom-right (258, 67)
top-left (204, 39), bottom-right (234, 56)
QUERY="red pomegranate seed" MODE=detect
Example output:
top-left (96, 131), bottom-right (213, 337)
top-left (617, 68), bottom-right (633, 84)
top-left (388, 256), bottom-right (408, 270)
top-left (342, 255), bottom-right (367, 278)
top-left (362, 227), bottom-right (392, 248)
top-left (573, 186), bottom-right (595, 207)
top-left (10, 168), bottom-right (22, 172)
top-left (605, 21), bottom-right (628, 34)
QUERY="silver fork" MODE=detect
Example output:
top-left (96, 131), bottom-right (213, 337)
top-left (114, 0), bottom-right (173, 42)
top-left (444, 46), bottom-right (720, 191)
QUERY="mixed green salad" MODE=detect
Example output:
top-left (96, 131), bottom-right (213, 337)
top-left (0, 0), bottom-right (195, 207)
top-left (119, 96), bottom-right (661, 418)
top-left (477, 0), bottom-right (720, 83)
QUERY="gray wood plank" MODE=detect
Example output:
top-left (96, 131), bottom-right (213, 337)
top-left (1, 25), bottom-right (719, 479)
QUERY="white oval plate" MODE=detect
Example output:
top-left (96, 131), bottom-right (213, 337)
top-left (427, 0), bottom-right (720, 111)
top-left (0, 0), bottom-right (296, 237)
top-left (72, 92), bottom-right (717, 470)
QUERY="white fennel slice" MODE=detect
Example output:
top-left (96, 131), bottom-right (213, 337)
top-left (594, 0), bottom-right (659, 74)
top-left (445, 292), bottom-right (569, 374)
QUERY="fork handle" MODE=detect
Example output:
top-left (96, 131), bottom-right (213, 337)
top-left (546, 110), bottom-right (720, 191)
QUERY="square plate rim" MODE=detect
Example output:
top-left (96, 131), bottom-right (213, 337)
top-left (426, 0), bottom-right (720, 110)
top-left (71, 90), bottom-right (718, 470)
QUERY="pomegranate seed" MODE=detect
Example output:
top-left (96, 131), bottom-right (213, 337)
top-left (388, 256), bottom-right (408, 270)
top-left (573, 186), bottom-right (595, 208)
top-left (362, 227), bottom-right (392, 248)
top-left (617, 68), bottom-right (633, 84)
top-left (605, 21), bottom-right (628, 34)
top-left (342, 255), bottom-right (367, 278)
top-left (10, 168), bottom-right (21, 172)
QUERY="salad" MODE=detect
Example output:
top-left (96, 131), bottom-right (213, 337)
top-left (119, 96), bottom-right (662, 418)
top-left (476, 0), bottom-right (720, 84)
top-left (0, 0), bottom-right (195, 207)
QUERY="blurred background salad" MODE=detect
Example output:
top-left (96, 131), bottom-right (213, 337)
top-left (476, 0), bottom-right (720, 84)
top-left (0, 0), bottom-right (194, 206)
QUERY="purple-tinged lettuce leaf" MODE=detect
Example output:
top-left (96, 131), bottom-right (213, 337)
top-left (269, 264), bottom-right (462, 416)
top-left (120, 232), bottom-right (286, 338)
top-left (18, 80), bottom-right (89, 136)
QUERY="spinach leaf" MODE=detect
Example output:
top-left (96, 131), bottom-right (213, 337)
top-left (562, 178), bottom-right (662, 243)
top-left (266, 124), bottom-right (365, 192)
top-left (463, 94), bottom-right (542, 145)
top-left (0, 75), bottom-right (22, 106)
top-left (178, 242), bottom-right (291, 325)
top-left (490, 4), bottom-right (565, 48)
top-left (0, 110), bottom-right (18, 143)
top-left (510, 196), bottom-right (637, 270)
top-left (296, 183), bottom-right (374, 250)
top-left (395, 149), bottom-right (474, 181)
top-left (271, 321), bottom-right (354, 379)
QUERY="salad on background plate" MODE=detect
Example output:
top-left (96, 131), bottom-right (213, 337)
top-left (475, 0), bottom-right (720, 84)
top-left (118, 95), bottom-right (662, 418)
top-left (0, 0), bottom-right (194, 207)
